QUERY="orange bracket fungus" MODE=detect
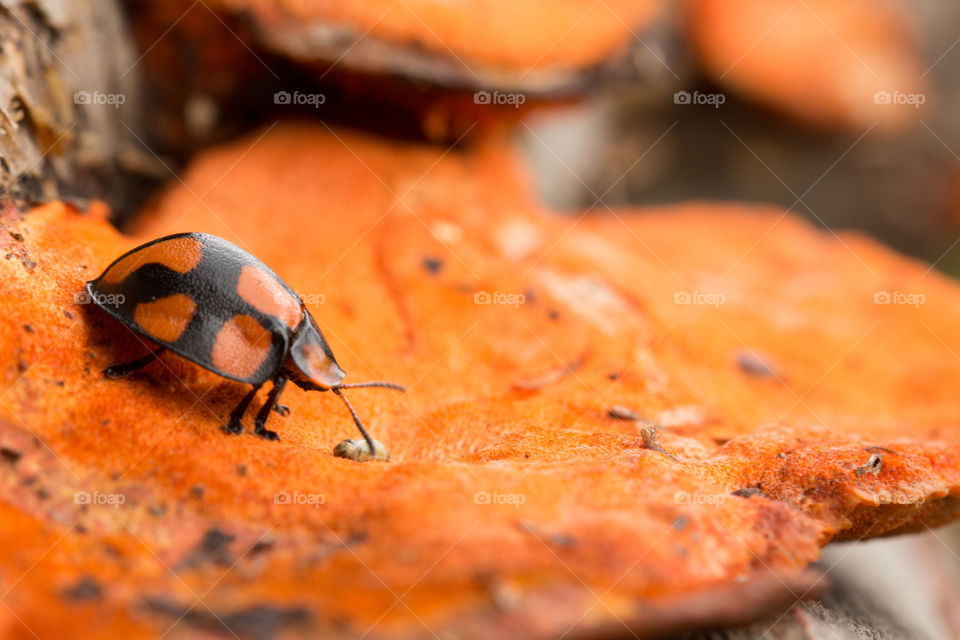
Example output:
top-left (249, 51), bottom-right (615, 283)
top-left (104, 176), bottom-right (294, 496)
top-left (1, 123), bottom-right (960, 638)
top-left (196, 0), bottom-right (666, 91)
top-left (684, 0), bottom-right (927, 130)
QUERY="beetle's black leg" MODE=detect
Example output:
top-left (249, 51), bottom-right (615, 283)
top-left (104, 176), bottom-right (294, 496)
top-left (272, 403), bottom-right (290, 417)
top-left (223, 385), bottom-right (259, 435)
top-left (103, 347), bottom-right (165, 378)
top-left (254, 376), bottom-right (287, 440)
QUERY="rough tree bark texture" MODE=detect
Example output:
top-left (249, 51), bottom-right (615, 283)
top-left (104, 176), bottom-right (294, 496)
top-left (0, 0), bottom-right (147, 214)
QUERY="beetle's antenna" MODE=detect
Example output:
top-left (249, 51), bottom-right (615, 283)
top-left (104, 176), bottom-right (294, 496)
top-left (338, 381), bottom-right (406, 392)
top-left (331, 387), bottom-right (377, 454)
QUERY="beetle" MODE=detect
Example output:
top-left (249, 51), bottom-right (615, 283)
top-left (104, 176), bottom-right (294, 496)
top-left (85, 232), bottom-right (403, 452)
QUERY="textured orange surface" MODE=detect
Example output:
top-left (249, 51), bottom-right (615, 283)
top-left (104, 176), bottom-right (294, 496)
top-left (685, 0), bottom-right (927, 130)
top-left (1, 123), bottom-right (960, 638)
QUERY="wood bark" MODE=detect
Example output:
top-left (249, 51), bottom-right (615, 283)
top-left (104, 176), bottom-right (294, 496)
top-left (0, 0), bottom-right (150, 215)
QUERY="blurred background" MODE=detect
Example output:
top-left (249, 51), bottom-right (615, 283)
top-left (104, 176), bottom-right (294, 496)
top-left (522, 0), bottom-right (960, 273)
top-left (114, 0), bottom-right (960, 272)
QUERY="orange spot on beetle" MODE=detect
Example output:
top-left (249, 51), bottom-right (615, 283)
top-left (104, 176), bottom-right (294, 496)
top-left (133, 294), bottom-right (196, 343)
top-left (101, 236), bottom-right (203, 284)
top-left (211, 315), bottom-right (272, 380)
top-left (237, 265), bottom-right (302, 330)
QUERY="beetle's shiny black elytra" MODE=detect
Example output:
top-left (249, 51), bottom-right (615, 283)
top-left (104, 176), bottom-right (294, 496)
top-left (86, 232), bottom-right (403, 448)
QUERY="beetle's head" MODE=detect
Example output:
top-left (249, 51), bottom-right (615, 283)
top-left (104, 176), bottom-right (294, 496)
top-left (284, 309), bottom-right (405, 455)
top-left (285, 311), bottom-right (345, 391)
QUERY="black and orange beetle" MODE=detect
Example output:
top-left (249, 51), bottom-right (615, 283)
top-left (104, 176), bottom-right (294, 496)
top-left (86, 232), bottom-right (403, 452)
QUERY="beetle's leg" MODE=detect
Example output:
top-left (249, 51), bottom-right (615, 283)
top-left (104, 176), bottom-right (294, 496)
top-left (272, 403), bottom-right (290, 417)
top-left (103, 347), bottom-right (165, 378)
top-left (223, 385), bottom-right (259, 435)
top-left (254, 376), bottom-right (287, 440)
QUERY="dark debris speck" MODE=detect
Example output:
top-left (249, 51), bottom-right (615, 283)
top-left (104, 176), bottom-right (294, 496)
top-left (62, 577), bottom-right (102, 602)
top-left (142, 598), bottom-right (310, 640)
top-left (182, 527), bottom-right (236, 568)
top-left (855, 453), bottom-right (883, 476)
top-left (866, 446), bottom-right (896, 455)
top-left (547, 533), bottom-right (576, 547)
top-left (607, 405), bottom-right (640, 421)
top-left (421, 256), bottom-right (444, 275)
top-left (250, 539), bottom-right (275, 554)
top-left (735, 349), bottom-right (778, 378)
top-left (732, 486), bottom-right (766, 499)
